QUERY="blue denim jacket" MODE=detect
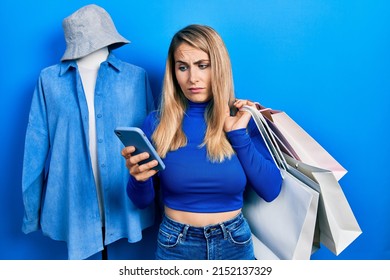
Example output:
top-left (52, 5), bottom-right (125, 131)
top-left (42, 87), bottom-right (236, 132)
top-left (22, 53), bottom-right (156, 259)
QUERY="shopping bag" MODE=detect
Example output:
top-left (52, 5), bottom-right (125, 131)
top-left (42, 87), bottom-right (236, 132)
top-left (242, 104), bottom-right (360, 255)
top-left (284, 154), bottom-right (362, 255)
top-left (257, 104), bottom-right (347, 181)
top-left (241, 105), bottom-right (319, 260)
top-left (251, 234), bottom-right (280, 260)
top-left (243, 168), bottom-right (319, 260)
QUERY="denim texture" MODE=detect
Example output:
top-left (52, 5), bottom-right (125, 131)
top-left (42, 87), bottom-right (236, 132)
top-left (22, 53), bottom-right (156, 259)
top-left (155, 213), bottom-right (255, 260)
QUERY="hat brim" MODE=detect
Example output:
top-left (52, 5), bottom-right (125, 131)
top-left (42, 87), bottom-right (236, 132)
top-left (61, 35), bottom-right (130, 61)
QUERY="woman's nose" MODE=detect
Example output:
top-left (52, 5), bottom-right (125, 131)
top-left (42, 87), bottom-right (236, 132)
top-left (189, 69), bottom-right (199, 83)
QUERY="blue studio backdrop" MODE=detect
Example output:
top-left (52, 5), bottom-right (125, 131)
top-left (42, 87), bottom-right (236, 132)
top-left (1, 0), bottom-right (389, 260)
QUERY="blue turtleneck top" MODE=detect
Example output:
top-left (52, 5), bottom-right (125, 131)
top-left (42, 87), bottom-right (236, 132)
top-left (127, 101), bottom-right (282, 213)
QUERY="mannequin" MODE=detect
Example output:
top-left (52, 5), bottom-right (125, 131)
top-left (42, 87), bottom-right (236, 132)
top-left (77, 47), bottom-right (109, 221)
top-left (77, 46), bottom-right (109, 259)
top-left (22, 4), bottom-right (156, 260)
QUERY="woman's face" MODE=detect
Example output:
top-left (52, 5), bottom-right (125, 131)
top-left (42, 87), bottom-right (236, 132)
top-left (174, 43), bottom-right (212, 103)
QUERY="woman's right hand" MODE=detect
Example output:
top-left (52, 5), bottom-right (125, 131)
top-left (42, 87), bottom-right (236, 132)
top-left (121, 146), bottom-right (158, 182)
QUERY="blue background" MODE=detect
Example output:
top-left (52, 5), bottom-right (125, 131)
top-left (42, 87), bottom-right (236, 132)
top-left (1, 0), bottom-right (389, 260)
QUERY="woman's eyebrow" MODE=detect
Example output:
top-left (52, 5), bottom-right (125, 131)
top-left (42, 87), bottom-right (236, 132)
top-left (175, 60), bottom-right (187, 64)
top-left (194, 59), bottom-right (210, 64)
top-left (175, 59), bottom-right (210, 65)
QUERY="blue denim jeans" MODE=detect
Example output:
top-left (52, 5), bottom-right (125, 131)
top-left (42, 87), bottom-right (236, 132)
top-left (155, 212), bottom-right (255, 260)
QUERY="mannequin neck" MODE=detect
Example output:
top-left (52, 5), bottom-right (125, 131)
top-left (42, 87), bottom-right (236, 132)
top-left (76, 47), bottom-right (109, 70)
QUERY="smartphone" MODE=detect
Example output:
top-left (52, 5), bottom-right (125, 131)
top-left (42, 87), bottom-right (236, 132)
top-left (114, 127), bottom-right (165, 171)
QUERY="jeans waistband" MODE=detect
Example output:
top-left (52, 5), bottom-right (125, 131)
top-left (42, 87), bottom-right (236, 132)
top-left (162, 212), bottom-right (245, 239)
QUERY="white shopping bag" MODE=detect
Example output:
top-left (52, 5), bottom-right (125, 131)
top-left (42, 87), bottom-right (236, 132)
top-left (285, 154), bottom-right (362, 255)
top-left (243, 168), bottom-right (319, 260)
top-left (242, 105), bottom-right (319, 260)
top-left (259, 105), bottom-right (347, 181)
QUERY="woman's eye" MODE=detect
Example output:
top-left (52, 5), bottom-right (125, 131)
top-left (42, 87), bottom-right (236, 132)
top-left (199, 64), bottom-right (209, 69)
top-left (178, 65), bottom-right (188, 71)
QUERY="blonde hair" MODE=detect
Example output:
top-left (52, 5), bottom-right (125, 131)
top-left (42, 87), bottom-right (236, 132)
top-left (153, 24), bottom-right (236, 162)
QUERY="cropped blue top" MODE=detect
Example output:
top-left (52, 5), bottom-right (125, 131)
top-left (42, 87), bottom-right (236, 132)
top-left (127, 101), bottom-right (282, 213)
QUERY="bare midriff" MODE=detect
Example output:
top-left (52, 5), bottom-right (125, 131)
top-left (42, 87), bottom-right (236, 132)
top-left (164, 206), bottom-right (241, 227)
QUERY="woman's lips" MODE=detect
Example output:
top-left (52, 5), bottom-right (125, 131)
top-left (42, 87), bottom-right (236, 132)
top-left (189, 87), bottom-right (204, 93)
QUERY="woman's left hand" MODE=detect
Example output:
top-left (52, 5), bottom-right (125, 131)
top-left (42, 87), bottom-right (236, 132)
top-left (224, 99), bottom-right (256, 132)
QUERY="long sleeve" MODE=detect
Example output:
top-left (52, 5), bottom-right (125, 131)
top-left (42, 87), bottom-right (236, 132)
top-left (227, 120), bottom-right (282, 202)
top-left (144, 72), bottom-right (157, 113)
top-left (126, 112), bottom-right (159, 209)
top-left (126, 176), bottom-right (155, 209)
top-left (22, 75), bottom-right (50, 233)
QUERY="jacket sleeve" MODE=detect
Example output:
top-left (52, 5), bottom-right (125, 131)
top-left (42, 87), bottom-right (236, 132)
top-left (22, 74), bottom-right (50, 233)
top-left (144, 71), bottom-right (157, 114)
top-left (227, 120), bottom-right (282, 202)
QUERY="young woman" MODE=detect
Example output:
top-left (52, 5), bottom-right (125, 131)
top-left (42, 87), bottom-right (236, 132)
top-left (121, 24), bottom-right (282, 260)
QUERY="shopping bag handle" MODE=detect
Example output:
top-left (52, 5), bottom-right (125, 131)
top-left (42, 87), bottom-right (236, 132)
top-left (241, 105), bottom-right (288, 172)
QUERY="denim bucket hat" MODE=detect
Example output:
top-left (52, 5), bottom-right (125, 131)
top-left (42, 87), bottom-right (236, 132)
top-left (61, 4), bottom-right (130, 61)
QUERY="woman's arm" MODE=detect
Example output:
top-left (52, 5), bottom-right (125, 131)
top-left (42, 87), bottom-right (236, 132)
top-left (227, 120), bottom-right (282, 202)
top-left (122, 112), bottom-right (160, 208)
top-left (126, 176), bottom-right (155, 209)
